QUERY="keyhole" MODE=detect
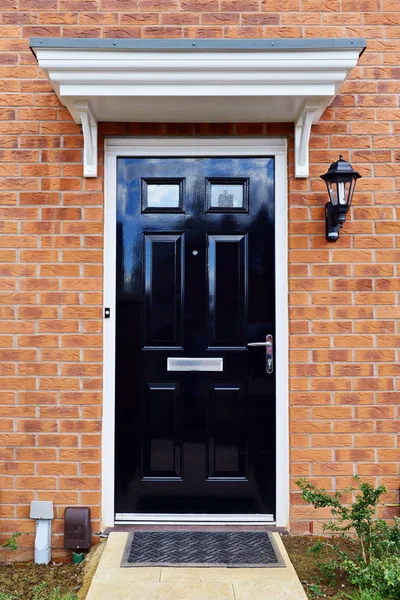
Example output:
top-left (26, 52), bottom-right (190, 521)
top-left (192, 250), bottom-right (198, 256)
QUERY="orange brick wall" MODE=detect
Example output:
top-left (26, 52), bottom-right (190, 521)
top-left (0, 0), bottom-right (399, 557)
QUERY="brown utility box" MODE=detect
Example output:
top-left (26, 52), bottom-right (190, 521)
top-left (64, 507), bottom-right (92, 550)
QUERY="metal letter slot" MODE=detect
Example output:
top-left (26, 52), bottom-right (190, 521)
top-left (167, 357), bottom-right (223, 372)
top-left (247, 334), bottom-right (273, 374)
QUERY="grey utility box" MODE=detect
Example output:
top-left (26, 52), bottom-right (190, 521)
top-left (64, 507), bottom-right (92, 550)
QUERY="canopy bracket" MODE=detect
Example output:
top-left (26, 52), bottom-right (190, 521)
top-left (295, 104), bottom-right (320, 178)
top-left (75, 101), bottom-right (97, 177)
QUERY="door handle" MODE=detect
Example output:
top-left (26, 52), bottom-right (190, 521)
top-left (247, 334), bottom-right (273, 374)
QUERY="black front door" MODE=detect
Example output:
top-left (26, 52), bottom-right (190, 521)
top-left (115, 156), bottom-right (276, 517)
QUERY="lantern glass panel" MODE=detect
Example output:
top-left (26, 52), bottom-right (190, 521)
top-left (326, 181), bottom-right (337, 205)
top-left (347, 177), bottom-right (356, 206)
top-left (336, 179), bottom-right (351, 206)
top-left (327, 175), bottom-right (354, 211)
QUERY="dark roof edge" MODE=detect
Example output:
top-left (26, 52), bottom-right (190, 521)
top-left (30, 37), bottom-right (366, 55)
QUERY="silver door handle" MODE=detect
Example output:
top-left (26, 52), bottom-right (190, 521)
top-left (247, 334), bottom-right (273, 374)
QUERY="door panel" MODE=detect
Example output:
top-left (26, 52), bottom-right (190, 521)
top-left (115, 156), bottom-right (275, 516)
top-left (207, 234), bottom-right (247, 348)
top-left (143, 383), bottom-right (182, 479)
top-left (207, 383), bottom-right (246, 479)
top-left (143, 234), bottom-right (183, 348)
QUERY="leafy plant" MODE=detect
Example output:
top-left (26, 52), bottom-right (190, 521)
top-left (308, 582), bottom-right (324, 598)
top-left (32, 583), bottom-right (77, 600)
top-left (296, 476), bottom-right (400, 599)
top-left (342, 591), bottom-right (385, 600)
top-left (0, 593), bottom-right (20, 600)
top-left (1, 533), bottom-right (22, 552)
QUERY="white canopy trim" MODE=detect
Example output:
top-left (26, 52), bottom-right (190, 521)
top-left (31, 38), bottom-right (365, 178)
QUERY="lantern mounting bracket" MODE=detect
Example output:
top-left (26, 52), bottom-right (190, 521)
top-left (74, 101), bottom-right (97, 178)
top-left (295, 103), bottom-right (321, 178)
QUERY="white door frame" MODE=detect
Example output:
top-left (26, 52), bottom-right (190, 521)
top-left (102, 137), bottom-right (289, 528)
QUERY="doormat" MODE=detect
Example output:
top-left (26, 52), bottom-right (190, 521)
top-left (121, 531), bottom-right (285, 568)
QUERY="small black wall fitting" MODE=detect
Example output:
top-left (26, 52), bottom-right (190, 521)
top-left (320, 155), bottom-right (361, 243)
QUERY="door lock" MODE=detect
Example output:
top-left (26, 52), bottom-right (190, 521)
top-left (247, 334), bottom-right (273, 374)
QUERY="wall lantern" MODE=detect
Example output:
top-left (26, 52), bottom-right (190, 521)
top-left (321, 155), bottom-right (361, 242)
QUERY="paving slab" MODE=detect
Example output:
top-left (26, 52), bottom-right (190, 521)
top-left (85, 531), bottom-right (307, 600)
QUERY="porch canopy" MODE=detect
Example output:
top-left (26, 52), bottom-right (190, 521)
top-left (30, 37), bottom-right (366, 178)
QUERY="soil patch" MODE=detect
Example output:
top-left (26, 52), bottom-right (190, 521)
top-left (0, 561), bottom-right (83, 599)
top-left (282, 535), bottom-right (357, 599)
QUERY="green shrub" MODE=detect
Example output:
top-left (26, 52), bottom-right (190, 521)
top-left (296, 476), bottom-right (400, 599)
top-left (0, 593), bottom-right (20, 600)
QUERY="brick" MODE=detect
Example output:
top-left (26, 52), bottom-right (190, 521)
top-left (38, 435), bottom-right (78, 447)
top-left (59, 477), bottom-right (100, 490)
top-left (221, 0), bottom-right (259, 10)
top-left (313, 350), bottom-right (352, 362)
top-left (354, 378), bottom-right (394, 391)
top-left (312, 407), bottom-right (352, 420)
top-left (16, 448), bottom-right (56, 461)
top-left (41, 150), bottom-right (81, 163)
top-left (355, 435), bottom-right (395, 448)
top-left (355, 350), bottom-right (394, 362)
top-left (18, 335), bottom-right (58, 348)
top-left (40, 349), bottom-right (80, 362)
top-left (60, 420), bottom-right (100, 433)
top-left (335, 392), bottom-right (374, 405)
top-left (42, 208), bottom-right (81, 220)
top-left (262, 0), bottom-right (299, 9)
top-left (19, 307), bottom-right (58, 319)
top-left (0, 434), bottom-right (35, 447)
top-left (39, 378), bottom-right (80, 390)
top-left (18, 363), bottom-right (57, 375)
top-left (292, 393), bottom-right (331, 406)
top-left (61, 335), bottom-right (102, 348)
top-left (376, 420), bottom-right (400, 433)
top-left (60, 392), bottom-right (101, 405)
top-left (291, 449), bottom-right (332, 462)
top-left (16, 477), bottom-right (57, 490)
top-left (291, 420), bottom-right (330, 433)
top-left (20, 192), bottom-right (59, 205)
top-left (60, 448), bottom-right (100, 461)
top-left (334, 420), bottom-right (374, 433)
top-left (38, 463), bottom-right (77, 475)
top-left (18, 392), bottom-right (57, 405)
top-left (0, 378), bottom-right (35, 390)
top-left (335, 449), bottom-right (375, 461)
top-left (312, 462), bottom-right (353, 475)
top-left (354, 321), bottom-right (395, 333)
top-left (378, 449), bottom-right (400, 461)
top-left (358, 463), bottom-right (397, 476)
top-left (62, 363), bottom-right (101, 376)
top-left (181, 0), bottom-right (218, 10)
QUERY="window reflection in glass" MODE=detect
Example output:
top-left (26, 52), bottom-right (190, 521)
top-left (210, 184), bottom-right (244, 209)
top-left (146, 184), bottom-right (180, 208)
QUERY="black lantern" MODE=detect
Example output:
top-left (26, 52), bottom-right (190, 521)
top-left (320, 155), bottom-right (361, 242)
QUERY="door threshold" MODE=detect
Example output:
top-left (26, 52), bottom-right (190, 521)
top-left (115, 513), bottom-right (275, 525)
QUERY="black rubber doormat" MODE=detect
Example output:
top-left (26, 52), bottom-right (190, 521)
top-left (121, 531), bottom-right (285, 568)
